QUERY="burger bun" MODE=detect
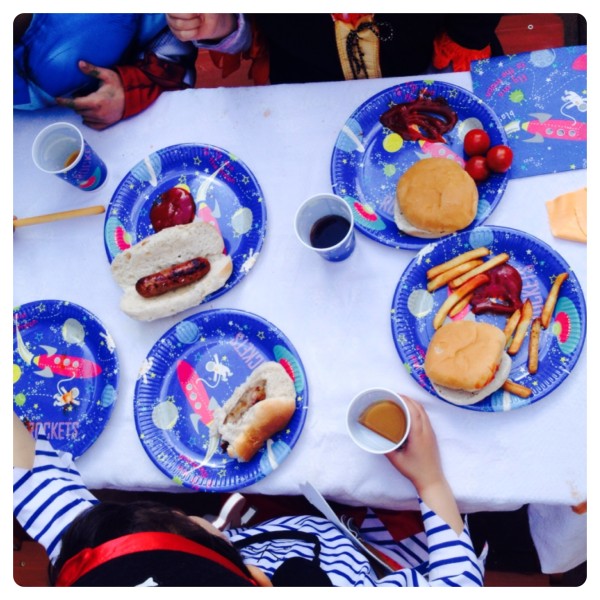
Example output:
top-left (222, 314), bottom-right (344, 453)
top-left (395, 158), bottom-right (478, 237)
top-left (424, 320), bottom-right (511, 406)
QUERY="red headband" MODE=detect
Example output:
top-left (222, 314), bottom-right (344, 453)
top-left (55, 531), bottom-right (257, 587)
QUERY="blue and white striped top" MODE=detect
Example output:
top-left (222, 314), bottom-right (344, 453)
top-left (13, 431), bottom-right (484, 586)
top-left (13, 430), bottom-right (99, 563)
top-left (227, 508), bottom-right (485, 587)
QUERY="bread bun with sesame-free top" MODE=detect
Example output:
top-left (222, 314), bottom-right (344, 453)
top-left (394, 158), bottom-right (478, 238)
top-left (111, 221), bottom-right (233, 321)
top-left (211, 361), bottom-right (296, 462)
top-left (424, 320), bottom-right (512, 405)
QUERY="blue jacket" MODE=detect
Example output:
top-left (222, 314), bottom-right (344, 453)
top-left (14, 13), bottom-right (167, 110)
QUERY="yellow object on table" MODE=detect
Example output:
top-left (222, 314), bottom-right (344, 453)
top-left (545, 188), bottom-right (587, 243)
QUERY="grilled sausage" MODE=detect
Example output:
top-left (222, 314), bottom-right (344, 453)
top-left (135, 257), bottom-right (211, 298)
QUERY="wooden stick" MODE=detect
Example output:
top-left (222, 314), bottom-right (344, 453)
top-left (13, 205), bottom-right (105, 228)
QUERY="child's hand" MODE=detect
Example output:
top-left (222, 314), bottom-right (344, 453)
top-left (386, 396), bottom-right (464, 534)
top-left (56, 61), bottom-right (125, 130)
top-left (385, 396), bottom-right (444, 494)
top-left (166, 14), bottom-right (237, 43)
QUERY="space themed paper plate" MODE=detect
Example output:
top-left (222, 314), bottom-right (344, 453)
top-left (391, 226), bottom-right (586, 411)
top-left (13, 300), bottom-right (119, 458)
top-left (134, 309), bottom-right (308, 491)
top-left (331, 80), bottom-right (509, 250)
top-left (104, 143), bottom-right (266, 303)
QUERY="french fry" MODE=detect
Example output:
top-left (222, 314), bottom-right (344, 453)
top-left (448, 293), bottom-right (473, 317)
top-left (426, 246), bottom-right (491, 280)
top-left (503, 308), bottom-right (521, 347)
top-left (540, 272), bottom-right (569, 329)
top-left (507, 299), bottom-right (533, 355)
top-left (502, 379), bottom-right (532, 398)
top-left (427, 259), bottom-right (484, 293)
top-left (449, 252), bottom-right (510, 289)
top-left (433, 273), bottom-right (489, 329)
top-left (528, 317), bottom-right (542, 374)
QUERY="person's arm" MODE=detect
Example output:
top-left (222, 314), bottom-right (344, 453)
top-left (13, 411), bottom-right (35, 469)
top-left (55, 27), bottom-right (196, 129)
top-left (433, 14), bottom-right (503, 72)
top-left (385, 396), bottom-right (463, 534)
top-left (13, 415), bottom-right (99, 563)
top-left (383, 398), bottom-right (485, 587)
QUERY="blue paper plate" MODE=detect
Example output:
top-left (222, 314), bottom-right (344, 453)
top-left (331, 80), bottom-right (509, 250)
top-left (391, 226), bottom-right (586, 411)
top-left (104, 143), bottom-right (266, 302)
top-left (13, 300), bottom-right (119, 458)
top-left (134, 309), bottom-right (308, 491)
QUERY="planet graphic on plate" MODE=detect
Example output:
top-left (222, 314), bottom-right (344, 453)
top-left (259, 439), bottom-right (291, 475)
top-left (152, 400), bottom-right (179, 430)
top-left (552, 297), bottom-right (581, 354)
top-left (406, 289), bottom-right (434, 318)
top-left (175, 320), bottom-right (201, 345)
top-left (468, 227), bottom-right (495, 249)
top-left (100, 384), bottom-right (118, 408)
top-left (62, 318), bottom-right (86, 346)
top-left (131, 152), bottom-right (163, 185)
top-left (335, 118), bottom-right (365, 153)
top-left (346, 196), bottom-right (386, 231)
top-left (382, 132), bottom-right (404, 153)
top-left (231, 207), bottom-right (253, 235)
top-left (105, 216), bottom-right (132, 259)
top-left (273, 345), bottom-right (305, 392)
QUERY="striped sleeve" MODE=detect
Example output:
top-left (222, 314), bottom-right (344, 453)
top-left (13, 430), bottom-right (99, 564)
top-left (419, 499), bottom-right (485, 586)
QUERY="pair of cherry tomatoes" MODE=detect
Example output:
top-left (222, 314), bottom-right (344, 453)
top-left (463, 129), bottom-right (513, 182)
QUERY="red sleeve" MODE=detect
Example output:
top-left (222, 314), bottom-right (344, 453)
top-left (115, 53), bottom-right (191, 119)
top-left (432, 31), bottom-right (493, 72)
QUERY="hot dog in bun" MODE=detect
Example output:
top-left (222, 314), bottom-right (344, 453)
top-left (212, 361), bottom-right (296, 462)
top-left (394, 158), bottom-right (478, 238)
top-left (424, 320), bottom-right (511, 405)
top-left (111, 221), bottom-right (232, 321)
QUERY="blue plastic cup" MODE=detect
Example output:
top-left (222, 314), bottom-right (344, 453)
top-left (294, 193), bottom-right (356, 262)
top-left (32, 122), bottom-right (107, 191)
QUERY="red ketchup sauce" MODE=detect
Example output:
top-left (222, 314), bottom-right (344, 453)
top-left (469, 263), bottom-right (523, 315)
top-left (150, 186), bottom-right (196, 232)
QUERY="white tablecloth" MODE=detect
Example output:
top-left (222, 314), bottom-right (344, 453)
top-left (13, 72), bottom-right (586, 569)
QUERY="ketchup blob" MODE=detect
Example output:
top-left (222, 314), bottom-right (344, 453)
top-left (150, 185), bottom-right (196, 232)
top-left (470, 263), bottom-right (523, 315)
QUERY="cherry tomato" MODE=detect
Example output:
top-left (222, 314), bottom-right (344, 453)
top-left (464, 155), bottom-right (490, 183)
top-left (486, 145), bottom-right (514, 173)
top-left (463, 129), bottom-right (491, 156)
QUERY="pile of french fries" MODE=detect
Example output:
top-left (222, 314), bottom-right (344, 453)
top-left (426, 246), bottom-right (569, 399)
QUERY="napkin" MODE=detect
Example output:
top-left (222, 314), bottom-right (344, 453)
top-left (545, 187), bottom-right (587, 243)
top-left (528, 503), bottom-right (586, 574)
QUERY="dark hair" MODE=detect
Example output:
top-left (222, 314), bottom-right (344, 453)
top-left (49, 500), bottom-right (252, 585)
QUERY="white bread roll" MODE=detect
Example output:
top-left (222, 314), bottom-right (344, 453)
top-left (395, 158), bottom-right (478, 237)
top-left (212, 361), bottom-right (296, 462)
top-left (111, 221), bottom-right (233, 321)
top-left (424, 320), bottom-right (511, 406)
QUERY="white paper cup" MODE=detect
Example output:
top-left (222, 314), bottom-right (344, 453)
top-left (294, 193), bottom-right (356, 261)
top-left (346, 388), bottom-right (411, 454)
top-left (32, 122), bottom-right (107, 191)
